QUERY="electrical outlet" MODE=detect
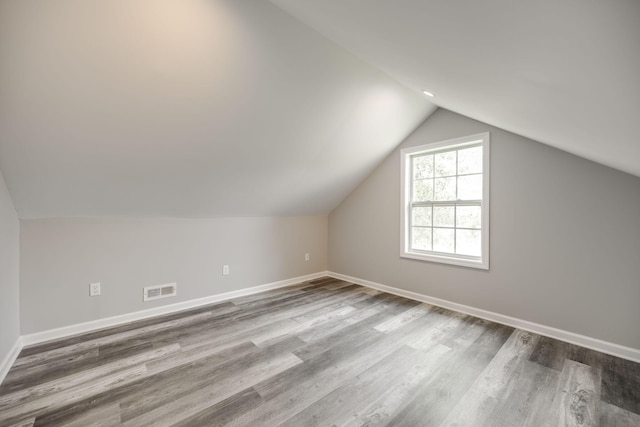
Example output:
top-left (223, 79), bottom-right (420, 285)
top-left (89, 282), bottom-right (101, 296)
top-left (222, 265), bottom-right (230, 275)
top-left (305, 253), bottom-right (310, 262)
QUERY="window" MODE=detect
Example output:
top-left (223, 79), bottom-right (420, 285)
top-left (401, 132), bottom-right (490, 269)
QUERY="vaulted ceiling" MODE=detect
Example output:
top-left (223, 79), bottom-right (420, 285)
top-left (1, 0), bottom-right (638, 219)
top-left (271, 0), bottom-right (640, 178)
top-left (0, 0), bottom-right (433, 218)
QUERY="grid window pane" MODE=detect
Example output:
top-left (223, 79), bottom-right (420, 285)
top-left (457, 174), bottom-right (482, 200)
top-left (412, 227), bottom-right (432, 251)
top-left (433, 206), bottom-right (454, 227)
top-left (413, 179), bottom-right (433, 201)
top-left (458, 146), bottom-right (482, 175)
top-left (456, 229), bottom-right (481, 256)
top-left (434, 177), bottom-right (456, 201)
top-left (456, 206), bottom-right (481, 229)
top-left (412, 206), bottom-right (432, 226)
top-left (433, 228), bottom-right (455, 253)
top-left (405, 136), bottom-right (487, 264)
top-left (413, 155), bottom-right (434, 179)
top-left (435, 151), bottom-right (456, 177)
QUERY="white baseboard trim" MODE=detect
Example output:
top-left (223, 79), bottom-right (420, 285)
top-left (328, 271), bottom-right (640, 364)
top-left (22, 271), bottom-right (328, 347)
top-left (0, 336), bottom-right (23, 385)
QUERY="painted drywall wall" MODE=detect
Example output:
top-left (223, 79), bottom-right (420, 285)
top-left (0, 169), bottom-right (20, 366)
top-left (329, 109), bottom-right (640, 350)
top-left (20, 216), bottom-right (327, 334)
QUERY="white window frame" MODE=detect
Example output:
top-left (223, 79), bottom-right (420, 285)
top-left (400, 132), bottom-right (490, 270)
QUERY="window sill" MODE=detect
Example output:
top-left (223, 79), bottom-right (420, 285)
top-left (401, 250), bottom-right (489, 270)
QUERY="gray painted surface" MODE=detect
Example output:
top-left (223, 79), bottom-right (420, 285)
top-left (20, 216), bottom-right (327, 334)
top-left (0, 170), bottom-right (20, 363)
top-left (0, 0), bottom-right (433, 219)
top-left (329, 109), bottom-right (640, 350)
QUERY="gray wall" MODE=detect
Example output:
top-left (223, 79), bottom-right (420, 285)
top-left (329, 109), bottom-right (640, 350)
top-left (0, 170), bottom-right (20, 363)
top-left (21, 216), bottom-right (327, 334)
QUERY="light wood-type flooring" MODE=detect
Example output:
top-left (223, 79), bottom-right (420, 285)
top-left (1, 277), bottom-right (639, 426)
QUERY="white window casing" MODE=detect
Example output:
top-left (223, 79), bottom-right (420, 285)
top-left (400, 132), bottom-right (490, 269)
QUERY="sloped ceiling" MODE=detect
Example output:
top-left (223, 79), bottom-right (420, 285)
top-left (0, 0), bottom-right (434, 218)
top-left (271, 0), bottom-right (640, 178)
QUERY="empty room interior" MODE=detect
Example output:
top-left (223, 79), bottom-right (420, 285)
top-left (1, 0), bottom-right (639, 426)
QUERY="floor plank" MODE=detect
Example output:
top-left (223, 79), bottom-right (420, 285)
top-left (599, 401), bottom-right (640, 427)
top-left (0, 277), bottom-right (639, 426)
top-left (387, 322), bottom-right (514, 426)
top-left (439, 329), bottom-right (541, 426)
top-left (549, 359), bottom-right (601, 427)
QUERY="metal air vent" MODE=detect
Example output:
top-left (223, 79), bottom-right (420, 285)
top-left (143, 283), bottom-right (177, 302)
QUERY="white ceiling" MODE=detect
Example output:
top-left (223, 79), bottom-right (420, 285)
top-left (0, 0), bottom-right (434, 218)
top-left (2, 1), bottom-right (638, 220)
top-left (272, 0), bottom-right (640, 178)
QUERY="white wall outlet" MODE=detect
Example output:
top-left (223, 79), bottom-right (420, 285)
top-left (89, 282), bottom-right (101, 296)
top-left (222, 265), bottom-right (230, 275)
top-left (305, 253), bottom-right (310, 262)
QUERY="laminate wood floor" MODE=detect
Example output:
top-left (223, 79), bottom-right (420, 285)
top-left (1, 277), bottom-right (639, 426)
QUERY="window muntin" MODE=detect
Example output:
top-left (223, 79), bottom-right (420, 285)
top-left (401, 133), bottom-right (489, 269)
